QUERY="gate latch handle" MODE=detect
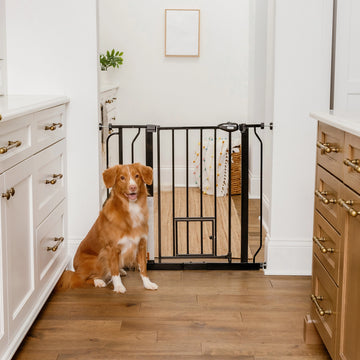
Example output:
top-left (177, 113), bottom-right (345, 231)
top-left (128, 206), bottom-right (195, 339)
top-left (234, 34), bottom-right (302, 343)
top-left (218, 122), bottom-right (239, 132)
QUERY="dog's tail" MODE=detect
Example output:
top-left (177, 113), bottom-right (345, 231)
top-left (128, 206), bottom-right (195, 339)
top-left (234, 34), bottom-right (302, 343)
top-left (55, 270), bottom-right (92, 290)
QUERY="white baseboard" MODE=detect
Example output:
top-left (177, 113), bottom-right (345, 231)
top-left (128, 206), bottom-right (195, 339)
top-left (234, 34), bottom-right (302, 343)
top-left (249, 170), bottom-right (260, 199)
top-left (67, 237), bottom-right (81, 270)
top-left (264, 235), bottom-right (313, 275)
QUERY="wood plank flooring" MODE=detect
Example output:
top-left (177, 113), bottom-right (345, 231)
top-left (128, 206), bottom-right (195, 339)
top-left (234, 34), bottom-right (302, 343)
top-left (13, 271), bottom-right (331, 360)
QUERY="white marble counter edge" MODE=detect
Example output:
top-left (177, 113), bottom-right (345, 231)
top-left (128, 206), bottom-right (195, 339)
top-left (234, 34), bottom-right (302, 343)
top-left (310, 111), bottom-right (360, 137)
top-left (0, 95), bottom-right (70, 122)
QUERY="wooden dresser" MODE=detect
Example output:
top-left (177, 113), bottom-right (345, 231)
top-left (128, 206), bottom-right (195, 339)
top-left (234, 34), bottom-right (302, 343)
top-left (310, 112), bottom-right (360, 360)
top-left (0, 95), bottom-right (69, 360)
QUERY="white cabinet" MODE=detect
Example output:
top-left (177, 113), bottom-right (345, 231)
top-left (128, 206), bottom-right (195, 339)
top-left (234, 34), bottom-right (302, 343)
top-left (0, 100), bottom-right (68, 360)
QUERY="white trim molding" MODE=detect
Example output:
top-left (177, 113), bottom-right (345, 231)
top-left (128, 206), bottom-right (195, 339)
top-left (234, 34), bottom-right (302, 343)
top-left (264, 235), bottom-right (313, 276)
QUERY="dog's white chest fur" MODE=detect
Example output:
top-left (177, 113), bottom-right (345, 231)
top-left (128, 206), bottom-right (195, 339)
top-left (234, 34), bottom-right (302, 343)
top-left (117, 236), bottom-right (140, 253)
top-left (129, 202), bottom-right (144, 228)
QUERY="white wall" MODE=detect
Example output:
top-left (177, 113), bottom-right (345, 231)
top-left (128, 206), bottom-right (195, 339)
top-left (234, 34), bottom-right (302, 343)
top-left (5, 0), bottom-right (100, 253)
top-left (248, 0), bottom-right (270, 200)
top-left (264, 0), bottom-right (333, 275)
top-left (0, 0), bottom-right (7, 95)
top-left (334, 0), bottom-right (360, 113)
top-left (99, 0), bottom-right (249, 189)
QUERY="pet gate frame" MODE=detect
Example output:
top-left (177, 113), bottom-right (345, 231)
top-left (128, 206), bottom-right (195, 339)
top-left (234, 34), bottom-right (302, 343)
top-left (100, 121), bottom-right (271, 270)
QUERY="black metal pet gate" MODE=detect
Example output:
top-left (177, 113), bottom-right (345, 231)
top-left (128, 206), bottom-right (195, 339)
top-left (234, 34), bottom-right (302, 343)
top-left (100, 121), bottom-right (271, 270)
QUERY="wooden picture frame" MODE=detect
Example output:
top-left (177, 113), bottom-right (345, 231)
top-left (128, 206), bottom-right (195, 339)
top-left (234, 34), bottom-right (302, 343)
top-left (165, 9), bottom-right (200, 57)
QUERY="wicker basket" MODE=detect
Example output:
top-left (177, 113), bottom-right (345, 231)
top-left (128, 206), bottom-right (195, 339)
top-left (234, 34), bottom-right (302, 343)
top-left (231, 145), bottom-right (241, 195)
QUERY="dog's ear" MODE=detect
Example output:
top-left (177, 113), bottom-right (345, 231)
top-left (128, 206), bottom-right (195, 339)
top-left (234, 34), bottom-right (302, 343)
top-left (103, 166), bottom-right (118, 188)
top-left (135, 163), bottom-right (153, 185)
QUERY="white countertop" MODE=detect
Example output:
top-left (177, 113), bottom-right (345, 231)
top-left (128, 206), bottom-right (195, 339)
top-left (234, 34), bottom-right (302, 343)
top-left (310, 111), bottom-right (360, 137)
top-left (0, 94), bottom-right (69, 122)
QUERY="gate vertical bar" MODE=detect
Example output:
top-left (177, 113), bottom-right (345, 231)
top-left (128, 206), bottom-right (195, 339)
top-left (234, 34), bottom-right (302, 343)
top-left (157, 129), bottom-right (162, 263)
top-left (118, 128), bottom-right (123, 164)
top-left (252, 127), bottom-right (263, 263)
top-left (240, 124), bottom-right (249, 263)
top-left (228, 132), bottom-right (232, 262)
top-left (213, 128), bottom-right (217, 255)
top-left (200, 129), bottom-right (203, 254)
top-left (186, 129), bottom-right (189, 254)
top-left (172, 129), bottom-right (176, 256)
top-left (145, 127), bottom-right (154, 196)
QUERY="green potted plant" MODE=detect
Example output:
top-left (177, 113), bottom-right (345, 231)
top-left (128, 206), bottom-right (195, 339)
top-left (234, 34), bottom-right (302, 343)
top-left (100, 49), bottom-right (124, 71)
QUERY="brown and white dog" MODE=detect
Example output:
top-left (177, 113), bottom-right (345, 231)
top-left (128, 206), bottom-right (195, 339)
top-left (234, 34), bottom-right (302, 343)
top-left (57, 163), bottom-right (158, 293)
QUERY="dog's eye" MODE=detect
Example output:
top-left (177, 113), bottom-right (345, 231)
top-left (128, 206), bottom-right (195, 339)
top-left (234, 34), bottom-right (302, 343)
top-left (135, 174), bottom-right (139, 178)
top-left (120, 176), bottom-right (125, 181)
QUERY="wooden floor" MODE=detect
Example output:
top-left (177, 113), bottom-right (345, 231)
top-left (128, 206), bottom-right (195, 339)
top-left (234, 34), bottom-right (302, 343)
top-left (13, 271), bottom-right (331, 360)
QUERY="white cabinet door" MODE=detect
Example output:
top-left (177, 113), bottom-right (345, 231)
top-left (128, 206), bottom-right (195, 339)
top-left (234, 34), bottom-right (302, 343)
top-left (0, 173), bottom-right (8, 360)
top-left (334, 0), bottom-right (360, 113)
top-left (4, 155), bottom-right (35, 338)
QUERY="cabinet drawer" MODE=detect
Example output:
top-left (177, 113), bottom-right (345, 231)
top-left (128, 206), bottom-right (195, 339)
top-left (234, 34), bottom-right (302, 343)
top-left (100, 89), bottom-right (117, 112)
top-left (313, 212), bottom-right (341, 285)
top-left (33, 105), bottom-right (65, 149)
top-left (311, 255), bottom-right (338, 360)
top-left (338, 184), bottom-right (360, 360)
top-left (0, 114), bottom-right (32, 174)
top-left (33, 140), bottom-right (65, 226)
top-left (343, 132), bottom-right (360, 194)
top-left (317, 122), bottom-right (344, 180)
top-left (36, 200), bottom-right (66, 288)
top-left (315, 165), bottom-right (343, 234)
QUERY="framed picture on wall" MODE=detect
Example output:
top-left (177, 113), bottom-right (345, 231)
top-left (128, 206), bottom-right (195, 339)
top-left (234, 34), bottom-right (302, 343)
top-left (165, 9), bottom-right (200, 57)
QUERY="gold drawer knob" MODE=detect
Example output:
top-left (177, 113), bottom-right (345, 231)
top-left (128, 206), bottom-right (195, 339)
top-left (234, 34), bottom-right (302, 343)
top-left (44, 123), bottom-right (63, 131)
top-left (1, 187), bottom-right (15, 200)
top-left (0, 140), bottom-right (22, 154)
top-left (343, 158), bottom-right (360, 173)
top-left (47, 236), bottom-right (64, 252)
top-left (317, 141), bottom-right (340, 154)
top-left (45, 173), bottom-right (63, 185)
top-left (338, 198), bottom-right (360, 217)
top-left (311, 294), bottom-right (332, 316)
top-left (315, 190), bottom-right (337, 205)
top-left (312, 236), bottom-right (335, 254)
top-left (105, 99), bottom-right (113, 104)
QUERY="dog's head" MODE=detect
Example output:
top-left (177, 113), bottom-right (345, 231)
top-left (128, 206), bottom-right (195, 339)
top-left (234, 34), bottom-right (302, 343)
top-left (103, 163), bottom-right (153, 202)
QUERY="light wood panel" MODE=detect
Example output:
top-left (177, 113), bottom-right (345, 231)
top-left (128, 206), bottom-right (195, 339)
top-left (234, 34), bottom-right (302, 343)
top-left (13, 271), bottom-right (330, 360)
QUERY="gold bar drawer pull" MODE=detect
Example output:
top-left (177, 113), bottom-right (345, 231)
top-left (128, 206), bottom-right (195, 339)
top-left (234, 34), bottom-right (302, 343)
top-left (45, 173), bottom-right (63, 185)
top-left (338, 199), bottom-right (360, 217)
top-left (47, 237), bottom-right (64, 252)
top-left (0, 140), bottom-right (22, 154)
top-left (312, 236), bottom-right (335, 254)
top-left (44, 123), bottom-right (63, 131)
top-left (316, 141), bottom-right (340, 154)
top-left (315, 190), bottom-right (337, 205)
top-left (343, 158), bottom-right (360, 173)
top-left (1, 187), bottom-right (15, 200)
top-left (311, 294), bottom-right (332, 316)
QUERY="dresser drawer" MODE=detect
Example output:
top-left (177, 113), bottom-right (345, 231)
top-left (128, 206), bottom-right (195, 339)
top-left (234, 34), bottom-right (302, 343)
top-left (33, 140), bottom-right (65, 226)
top-left (100, 89), bottom-right (117, 112)
top-left (317, 122), bottom-right (344, 180)
top-left (33, 105), bottom-right (65, 149)
top-left (36, 200), bottom-right (66, 288)
top-left (311, 255), bottom-right (338, 360)
top-left (343, 132), bottom-right (360, 194)
top-left (0, 114), bottom-right (32, 174)
top-left (313, 212), bottom-right (341, 285)
top-left (315, 165), bottom-right (343, 234)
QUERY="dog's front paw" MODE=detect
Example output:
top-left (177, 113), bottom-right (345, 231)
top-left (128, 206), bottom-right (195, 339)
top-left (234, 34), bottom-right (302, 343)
top-left (113, 284), bottom-right (127, 293)
top-left (94, 279), bottom-right (106, 288)
top-left (142, 276), bottom-right (158, 290)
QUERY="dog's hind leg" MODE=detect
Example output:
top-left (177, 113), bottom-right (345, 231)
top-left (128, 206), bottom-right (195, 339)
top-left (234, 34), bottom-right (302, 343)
top-left (137, 238), bottom-right (158, 290)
